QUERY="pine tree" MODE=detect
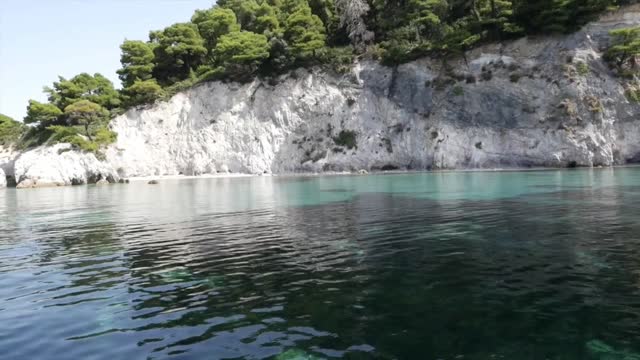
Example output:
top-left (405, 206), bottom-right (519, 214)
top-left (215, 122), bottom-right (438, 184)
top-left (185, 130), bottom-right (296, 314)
top-left (215, 31), bottom-right (271, 76)
top-left (150, 23), bottom-right (208, 85)
top-left (192, 7), bottom-right (241, 52)
top-left (117, 40), bottom-right (155, 88)
top-left (285, 4), bottom-right (327, 57)
top-left (605, 26), bottom-right (640, 75)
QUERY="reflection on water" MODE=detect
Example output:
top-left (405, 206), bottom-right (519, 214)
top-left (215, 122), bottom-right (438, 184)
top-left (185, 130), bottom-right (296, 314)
top-left (1, 168), bottom-right (640, 359)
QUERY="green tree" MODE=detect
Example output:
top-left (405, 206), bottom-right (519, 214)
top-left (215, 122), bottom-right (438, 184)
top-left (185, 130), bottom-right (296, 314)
top-left (308, 0), bottom-right (340, 44)
top-left (117, 40), bottom-right (155, 88)
top-left (122, 80), bottom-right (166, 106)
top-left (285, 4), bottom-right (327, 57)
top-left (218, 0), bottom-right (260, 29)
top-left (0, 114), bottom-right (25, 146)
top-left (45, 73), bottom-right (121, 110)
top-left (409, 0), bottom-right (449, 42)
top-left (215, 31), bottom-right (270, 75)
top-left (474, 0), bottom-right (521, 38)
top-left (605, 26), bottom-right (640, 74)
top-left (280, 0), bottom-right (308, 16)
top-left (63, 100), bottom-right (109, 141)
top-left (254, 2), bottom-right (281, 36)
top-left (150, 23), bottom-right (208, 85)
top-left (191, 7), bottom-right (241, 52)
top-left (24, 100), bottom-right (63, 126)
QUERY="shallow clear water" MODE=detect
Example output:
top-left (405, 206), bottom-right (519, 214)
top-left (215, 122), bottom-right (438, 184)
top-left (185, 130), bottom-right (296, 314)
top-left (1, 169), bottom-right (640, 360)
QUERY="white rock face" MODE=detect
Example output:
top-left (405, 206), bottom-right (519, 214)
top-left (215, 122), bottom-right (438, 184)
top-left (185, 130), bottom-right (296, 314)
top-left (0, 168), bottom-right (6, 188)
top-left (13, 144), bottom-right (119, 188)
top-left (106, 7), bottom-right (640, 175)
top-left (1, 6), bottom-right (638, 188)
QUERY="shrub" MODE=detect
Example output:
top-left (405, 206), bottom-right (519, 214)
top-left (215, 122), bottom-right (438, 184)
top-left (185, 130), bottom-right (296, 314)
top-left (47, 124), bottom-right (116, 153)
top-left (319, 46), bottom-right (354, 74)
top-left (625, 82), bottom-right (640, 102)
top-left (122, 79), bottom-right (165, 107)
top-left (333, 130), bottom-right (357, 149)
top-left (604, 26), bottom-right (640, 77)
top-left (0, 114), bottom-right (25, 146)
top-left (575, 61), bottom-right (590, 76)
top-left (452, 85), bottom-right (464, 96)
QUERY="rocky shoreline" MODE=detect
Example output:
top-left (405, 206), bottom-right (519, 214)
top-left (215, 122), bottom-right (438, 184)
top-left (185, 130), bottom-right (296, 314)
top-left (1, 6), bottom-right (639, 189)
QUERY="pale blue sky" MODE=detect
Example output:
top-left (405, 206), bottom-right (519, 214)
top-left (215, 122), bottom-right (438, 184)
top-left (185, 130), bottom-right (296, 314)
top-left (0, 0), bottom-right (213, 121)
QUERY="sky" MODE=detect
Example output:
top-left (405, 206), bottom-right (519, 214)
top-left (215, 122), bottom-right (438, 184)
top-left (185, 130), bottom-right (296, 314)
top-left (0, 0), bottom-right (213, 121)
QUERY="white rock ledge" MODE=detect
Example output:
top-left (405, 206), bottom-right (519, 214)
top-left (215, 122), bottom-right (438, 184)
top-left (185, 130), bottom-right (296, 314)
top-left (13, 144), bottom-right (118, 188)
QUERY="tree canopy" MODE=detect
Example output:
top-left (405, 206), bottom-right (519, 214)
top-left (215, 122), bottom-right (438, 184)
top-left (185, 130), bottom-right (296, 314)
top-left (118, 40), bottom-right (155, 88)
top-left (44, 73), bottom-right (121, 110)
top-left (24, 100), bottom-right (63, 126)
top-left (605, 26), bottom-right (640, 76)
top-left (64, 100), bottom-right (110, 140)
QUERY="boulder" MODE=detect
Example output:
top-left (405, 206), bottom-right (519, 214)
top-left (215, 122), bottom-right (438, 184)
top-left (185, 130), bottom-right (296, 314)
top-left (14, 144), bottom-right (119, 188)
top-left (96, 179), bottom-right (109, 185)
top-left (148, 180), bottom-right (159, 185)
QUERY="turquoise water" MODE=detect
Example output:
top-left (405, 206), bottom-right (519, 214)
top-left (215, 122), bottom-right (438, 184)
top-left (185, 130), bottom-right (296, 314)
top-left (1, 168), bottom-right (640, 359)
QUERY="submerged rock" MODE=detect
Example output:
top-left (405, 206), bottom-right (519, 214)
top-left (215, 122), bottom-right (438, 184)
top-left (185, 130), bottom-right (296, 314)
top-left (275, 349), bottom-right (325, 360)
top-left (148, 180), bottom-right (159, 185)
top-left (586, 339), bottom-right (640, 360)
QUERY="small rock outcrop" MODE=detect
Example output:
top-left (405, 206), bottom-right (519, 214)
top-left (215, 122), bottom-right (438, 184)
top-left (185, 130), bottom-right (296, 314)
top-left (13, 144), bottom-right (119, 188)
top-left (96, 179), bottom-right (109, 185)
top-left (148, 180), bottom-right (159, 185)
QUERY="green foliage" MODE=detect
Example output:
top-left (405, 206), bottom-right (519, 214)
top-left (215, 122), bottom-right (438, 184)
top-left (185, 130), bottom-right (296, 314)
top-left (625, 81), bottom-right (640, 102)
top-left (64, 100), bottom-right (110, 140)
top-left (0, 114), bottom-right (25, 146)
top-left (333, 129), bottom-right (357, 149)
top-left (285, 4), bottom-right (327, 57)
top-left (604, 26), bottom-right (640, 76)
top-left (576, 61), bottom-right (590, 75)
top-left (117, 40), bottom-right (155, 88)
top-left (47, 125), bottom-right (98, 152)
top-left (47, 123), bottom-right (116, 153)
top-left (319, 46), bottom-right (354, 73)
top-left (218, 0), bottom-right (260, 29)
top-left (254, 2), bottom-right (281, 36)
top-left (192, 7), bottom-right (241, 52)
top-left (24, 100), bottom-right (63, 126)
top-left (122, 79), bottom-right (165, 106)
top-left (215, 31), bottom-right (270, 76)
top-left (150, 22), bottom-right (208, 85)
top-left (45, 73), bottom-right (121, 110)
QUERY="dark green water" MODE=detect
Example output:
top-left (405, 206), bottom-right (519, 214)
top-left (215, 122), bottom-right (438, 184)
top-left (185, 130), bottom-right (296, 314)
top-left (1, 169), bottom-right (640, 360)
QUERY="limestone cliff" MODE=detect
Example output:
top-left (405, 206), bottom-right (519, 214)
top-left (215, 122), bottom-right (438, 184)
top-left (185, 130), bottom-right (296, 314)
top-left (2, 6), bottom-right (639, 187)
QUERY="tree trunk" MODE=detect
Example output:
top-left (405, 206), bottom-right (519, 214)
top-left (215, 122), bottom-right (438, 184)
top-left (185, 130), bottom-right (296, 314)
top-left (85, 124), bottom-right (93, 142)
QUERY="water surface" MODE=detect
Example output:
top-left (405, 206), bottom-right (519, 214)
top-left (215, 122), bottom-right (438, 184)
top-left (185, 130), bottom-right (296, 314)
top-left (1, 169), bottom-right (640, 359)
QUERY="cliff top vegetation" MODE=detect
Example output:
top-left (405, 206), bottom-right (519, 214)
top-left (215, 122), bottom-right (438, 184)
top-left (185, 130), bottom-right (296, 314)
top-left (3, 0), bottom-right (639, 154)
